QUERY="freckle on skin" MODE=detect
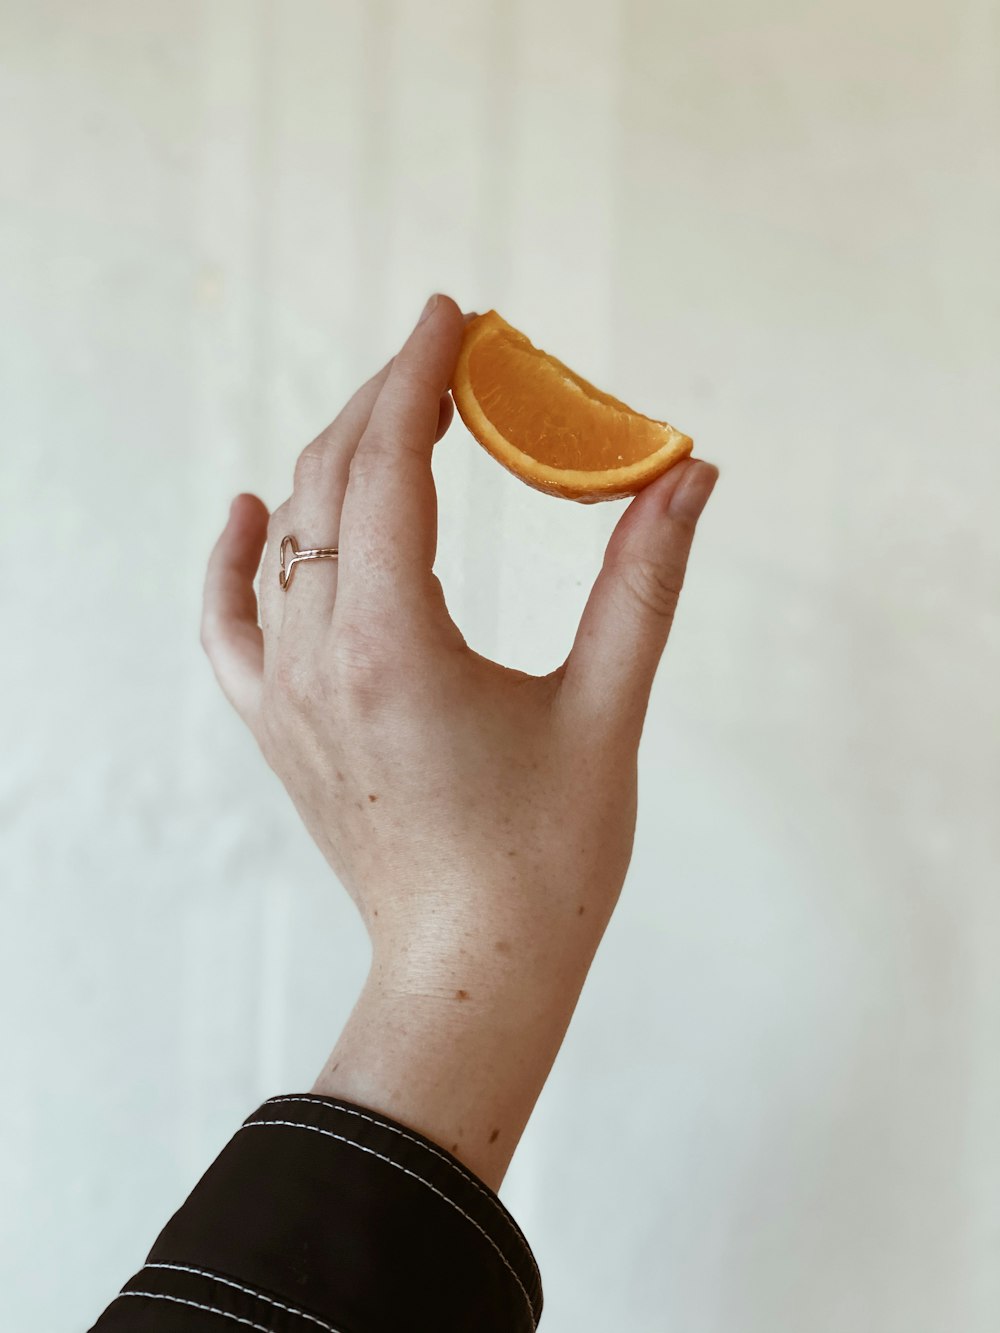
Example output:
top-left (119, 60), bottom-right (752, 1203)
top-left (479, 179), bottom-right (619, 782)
top-left (455, 989), bottom-right (469, 1001)
top-left (450, 1142), bottom-right (458, 1152)
top-left (368, 793), bottom-right (378, 803)
top-left (489, 1128), bottom-right (500, 1143)
top-left (507, 849), bottom-right (517, 857)
top-left (495, 940), bottom-right (510, 954)
top-left (578, 905), bottom-right (585, 915)
top-left (336, 771), bottom-right (344, 782)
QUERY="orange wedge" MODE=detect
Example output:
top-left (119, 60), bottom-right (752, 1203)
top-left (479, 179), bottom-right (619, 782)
top-left (450, 310), bottom-right (693, 503)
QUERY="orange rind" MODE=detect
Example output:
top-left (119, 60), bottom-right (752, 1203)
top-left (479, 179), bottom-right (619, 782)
top-left (450, 310), bottom-right (693, 502)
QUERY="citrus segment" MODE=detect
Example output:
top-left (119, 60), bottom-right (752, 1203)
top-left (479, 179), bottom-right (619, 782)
top-left (450, 311), bottom-right (693, 502)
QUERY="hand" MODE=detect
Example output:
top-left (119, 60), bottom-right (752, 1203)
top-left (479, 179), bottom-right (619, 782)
top-left (201, 294), bottom-right (719, 1187)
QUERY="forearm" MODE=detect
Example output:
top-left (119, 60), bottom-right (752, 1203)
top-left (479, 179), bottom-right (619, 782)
top-left (312, 933), bottom-right (600, 1192)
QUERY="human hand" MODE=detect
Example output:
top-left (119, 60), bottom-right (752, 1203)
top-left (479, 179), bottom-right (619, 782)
top-left (200, 294), bottom-right (718, 1185)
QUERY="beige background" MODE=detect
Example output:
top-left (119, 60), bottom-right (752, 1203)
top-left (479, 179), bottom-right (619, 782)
top-left (2, 2), bottom-right (999, 1330)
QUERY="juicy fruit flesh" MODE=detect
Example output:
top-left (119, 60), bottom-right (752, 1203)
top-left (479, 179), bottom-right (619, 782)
top-left (467, 328), bottom-right (668, 472)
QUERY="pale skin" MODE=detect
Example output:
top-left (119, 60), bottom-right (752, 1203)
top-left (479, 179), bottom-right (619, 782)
top-left (201, 293), bottom-right (719, 1192)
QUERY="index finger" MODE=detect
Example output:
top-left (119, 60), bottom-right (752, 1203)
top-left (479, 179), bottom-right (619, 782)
top-left (335, 293), bottom-right (466, 620)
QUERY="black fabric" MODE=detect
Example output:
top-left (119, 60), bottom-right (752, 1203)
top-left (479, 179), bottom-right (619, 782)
top-left (91, 1093), bottom-right (543, 1332)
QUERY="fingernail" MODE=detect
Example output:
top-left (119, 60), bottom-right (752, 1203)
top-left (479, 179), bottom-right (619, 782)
top-left (418, 293), bottom-right (439, 325)
top-left (667, 461), bottom-right (719, 520)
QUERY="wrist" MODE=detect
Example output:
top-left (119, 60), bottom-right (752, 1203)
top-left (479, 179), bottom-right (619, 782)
top-left (311, 939), bottom-right (596, 1192)
top-left (365, 880), bottom-right (612, 1011)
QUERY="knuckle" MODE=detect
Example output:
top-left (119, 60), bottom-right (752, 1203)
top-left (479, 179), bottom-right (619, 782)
top-left (350, 424), bottom-right (425, 479)
top-left (618, 556), bottom-right (682, 622)
top-left (329, 622), bottom-right (399, 714)
top-left (393, 362), bottom-right (441, 402)
top-left (267, 501), bottom-right (290, 539)
top-left (292, 442), bottom-right (331, 490)
top-left (347, 437), bottom-right (392, 485)
top-left (270, 649), bottom-right (314, 711)
top-left (331, 618), bottom-right (389, 677)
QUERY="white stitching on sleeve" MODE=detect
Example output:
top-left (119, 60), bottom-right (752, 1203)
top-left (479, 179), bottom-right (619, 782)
top-left (239, 1118), bottom-right (537, 1328)
top-left (142, 1264), bottom-right (340, 1332)
top-left (262, 1094), bottom-right (542, 1292)
top-left (118, 1290), bottom-right (344, 1333)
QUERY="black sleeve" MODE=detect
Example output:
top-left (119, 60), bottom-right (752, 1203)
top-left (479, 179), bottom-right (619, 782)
top-left (90, 1093), bottom-right (543, 1332)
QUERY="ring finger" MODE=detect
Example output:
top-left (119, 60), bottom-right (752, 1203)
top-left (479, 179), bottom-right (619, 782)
top-left (264, 363), bottom-right (456, 639)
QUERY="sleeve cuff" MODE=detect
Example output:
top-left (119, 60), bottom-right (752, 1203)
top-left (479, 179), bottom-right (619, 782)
top-left (92, 1092), bottom-right (543, 1332)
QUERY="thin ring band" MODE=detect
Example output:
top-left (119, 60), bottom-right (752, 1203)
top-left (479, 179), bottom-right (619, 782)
top-left (278, 534), bottom-right (339, 590)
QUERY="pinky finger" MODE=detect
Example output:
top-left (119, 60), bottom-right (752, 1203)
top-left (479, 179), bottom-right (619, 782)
top-left (200, 492), bottom-right (269, 724)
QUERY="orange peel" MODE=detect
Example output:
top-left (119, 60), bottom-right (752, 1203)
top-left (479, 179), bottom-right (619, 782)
top-left (450, 310), bottom-right (693, 502)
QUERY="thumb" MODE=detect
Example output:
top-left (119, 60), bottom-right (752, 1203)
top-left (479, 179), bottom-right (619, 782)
top-left (559, 458), bottom-right (719, 737)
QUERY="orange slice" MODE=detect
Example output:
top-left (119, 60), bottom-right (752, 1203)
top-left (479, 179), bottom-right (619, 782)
top-left (450, 310), bottom-right (693, 502)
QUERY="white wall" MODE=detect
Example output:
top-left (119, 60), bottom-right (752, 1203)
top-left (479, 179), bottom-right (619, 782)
top-left (2, 2), bottom-right (998, 1329)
